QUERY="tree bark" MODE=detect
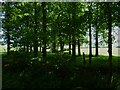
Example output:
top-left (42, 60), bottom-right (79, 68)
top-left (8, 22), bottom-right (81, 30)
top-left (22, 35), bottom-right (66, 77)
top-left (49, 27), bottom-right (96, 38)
top-left (52, 41), bottom-right (56, 53)
top-left (34, 1), bottom-right (38, 57)
top-left (78, 39), bottom-right (81, 56)
top-left (106, 3), bottom-right (112, 68)
top-left (72, 3), bottom-right (76, 61)
top-left (72, 35), bottom-right (76, 60)
top-left (89, 3), bottom-right (92, 66)
top-left (27, 44), bottom-right (29, 53)
top-left (69, 35), bottom-right (71, 55)
top-left (95, 3), bottom-right (98, 56)
top-left (7, 28), bottom-right (10, 55)
top-left (7, 3), bottom-right (10, 55)
top-left (39, 41), bottom-right (42, 52)
top-left (30, 45), bottom-right (32, 52)
top-left (23, 44), bottom-right (26, 51)
top-left (60, 33), bottom-right (63, 52)
top-left (105, 3), bottom-right (113, 88)
top-left (89, 24), bottom-right (92, 65)
top-left (62, 41), bottom-right (64, 51)
top-left (95, 28), bottom-right (98, 56)
top-left (42, 2), bottom-right (47, 62)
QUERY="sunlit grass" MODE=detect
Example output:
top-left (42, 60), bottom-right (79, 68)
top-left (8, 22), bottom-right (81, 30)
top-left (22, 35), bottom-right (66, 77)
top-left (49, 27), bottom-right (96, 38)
top-left (0, 45), bottom-right (119, 56)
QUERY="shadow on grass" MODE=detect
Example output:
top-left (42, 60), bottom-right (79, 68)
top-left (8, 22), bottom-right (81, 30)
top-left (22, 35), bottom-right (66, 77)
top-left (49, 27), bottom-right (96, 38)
top-left (2, 51), bottom-right (120, 89)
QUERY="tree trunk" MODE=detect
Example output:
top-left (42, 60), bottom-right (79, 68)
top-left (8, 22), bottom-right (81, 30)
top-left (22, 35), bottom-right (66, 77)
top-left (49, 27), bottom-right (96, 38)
top-left (72, 3), bottom-right (76, 61)
top-left (34, 2), bottom-right (38, 57)
top-left (89, 3), bottom-right (92, 66)
top-left (83, 52), bottom-right (86, 65)
top-left (59, 32), bottom-right (64, 52)
top-left (89, 24), bottom-right (92, 65)
top-left (39, 41), bottom-right (42, 52)
top-left (42, 2), bottom-right (47, 62)
top-left (105, 3), bottom-right (113, 88)
top-left (30, 45), bottom-right (32, 52)
top-left (7, 3), bottom-right (10, 55)
top-left (95, 28), bottom-right (98, 56)
top-left (27, 44), bottom-right (29, 53)
top-left (95, 3), bottom-right (98, 56)
top-left (40, 45), bottom-right (42, 52)
top-left (104, 3), bottom-right (112, 68)
top-left (78, 39), bottom-right (81, 56)
top-left (7, 29), bottom-right (10, 55)
top-left (72, 35), bottom-right (76, 60)
top-left (62, 41), bottom-right (64, 51)
top-left (52, 41), bottom-right (56, 53)
top-left (23, 44), bottom-right (26, 51)
top-left (69, 35), bottom-right (71, 55)
top-left (107, 3), bottom-right (112, 68)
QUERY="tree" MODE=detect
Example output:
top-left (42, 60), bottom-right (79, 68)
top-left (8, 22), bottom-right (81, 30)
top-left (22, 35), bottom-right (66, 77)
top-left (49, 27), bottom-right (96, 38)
top-left (33, 2), bottom-right (38, 57)
top-left (2, 2), bottom-right (11, 55)
top-left (88, 3), bottom-right (92, 66)
top-left (71, 2), bottom-right (77, 61)
top-left (42, 2), bottom-right (47, 62)
top-left (95, 3), bottom-right (99, 56)
top-left (6, 3), bottom-right (10, 55)
top-left (104, 3), bottom-right (112, 67)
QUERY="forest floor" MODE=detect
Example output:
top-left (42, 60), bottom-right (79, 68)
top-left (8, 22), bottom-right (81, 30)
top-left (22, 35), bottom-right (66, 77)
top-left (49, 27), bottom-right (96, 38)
top-left (2, 51), bottom-right (120, 89)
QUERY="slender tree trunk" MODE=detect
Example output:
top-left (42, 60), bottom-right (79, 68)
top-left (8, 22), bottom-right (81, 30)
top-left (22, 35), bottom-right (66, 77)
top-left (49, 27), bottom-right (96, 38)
top-left (52, 41), bottom-right (56, 53)
top-left (39, 41), bottom-right (42, 52)
top-left (72, 34), bottom-right (76, 60)
top-left (7, 29), bottom-right (10, 55)
top-left (105, 2), bottom-right (112, 68)
top-left (27, 44), bottom-right (29, 53)
top-left (30, 45), bottom-right (32, 52)
top-left (42, 2), bottom-right (47, 62)
top-left (34, 1), bottom-right (38, 57)
top-left (89, 24), bottom-right (92, 65)
top-left (59, 32), bottom-right (63, 52)
top-left (40, 45), bottom-right (42, 52)
top-left (105, 3), bottom-right (113, 88)
top-left (69, 35), bottom-right (71, 55)
top-left (95, 3), bottom-right (98, 56)
top-left (7, 3), bottom-right (10, 55)
top-left (78, 39), bottom-right (81, 56)
top-left (107, 3), bottom-right (112, 68)
top-left (24, 44), bottom-right (26, 51)
top-left (89, 3), bottom-right (92, 66)
top-left (72, 3), bottom-right (76, 61)
top-left (95, 28), bottom-right (98, 56)
top-left (62, 41), bottom-right (64, 51)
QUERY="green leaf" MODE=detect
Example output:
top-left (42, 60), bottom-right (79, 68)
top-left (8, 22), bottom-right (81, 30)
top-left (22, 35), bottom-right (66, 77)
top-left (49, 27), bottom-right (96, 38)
top-left (24, 13), bottom-right (30, 16)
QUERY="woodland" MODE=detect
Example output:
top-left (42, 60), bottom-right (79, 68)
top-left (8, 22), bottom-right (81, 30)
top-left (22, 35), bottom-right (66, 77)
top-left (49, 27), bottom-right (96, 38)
top-left (1, 2), bottom-right (120, 89)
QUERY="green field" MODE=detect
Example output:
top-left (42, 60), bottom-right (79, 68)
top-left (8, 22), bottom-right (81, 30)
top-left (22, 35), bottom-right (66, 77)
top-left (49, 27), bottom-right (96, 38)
top-left (1, 45), bottom-right (119, 56)
top-left (79, 48), bottom-right (120, 56)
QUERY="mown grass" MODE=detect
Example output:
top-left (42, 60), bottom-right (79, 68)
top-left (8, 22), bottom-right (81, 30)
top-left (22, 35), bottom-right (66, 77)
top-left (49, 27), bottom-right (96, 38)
top-left (2, 51), bottom-right (120, 89)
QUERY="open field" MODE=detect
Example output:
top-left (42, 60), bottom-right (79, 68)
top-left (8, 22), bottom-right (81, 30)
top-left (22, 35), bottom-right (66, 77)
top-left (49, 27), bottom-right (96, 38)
top-left (78, 48), bottom-right (120, 56)
top-left (0, 45), bottom-right (120, 56)
top-left (0, 45), bottom-right (7, 53)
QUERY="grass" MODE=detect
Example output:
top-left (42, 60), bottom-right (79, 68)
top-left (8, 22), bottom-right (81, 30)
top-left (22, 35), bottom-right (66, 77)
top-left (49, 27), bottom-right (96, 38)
top-left (1, 45), bottom-right (120, 56)
top-left (2, 51), bottom-right (120, 89)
